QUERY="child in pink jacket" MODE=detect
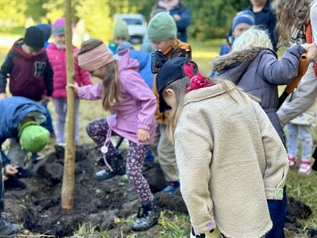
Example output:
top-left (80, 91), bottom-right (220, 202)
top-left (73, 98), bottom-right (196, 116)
top-left (69, 38), bottom-right (159, 231)
top-left (47, 18), bottom-right (92, 146)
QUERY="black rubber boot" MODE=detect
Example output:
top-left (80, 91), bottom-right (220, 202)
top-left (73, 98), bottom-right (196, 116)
top-left (95, 153), bottom-right (126, 180)
top-left (131, 198), bottom-right (160, 231)
top-left (0, 214), bottom-right (20, 237)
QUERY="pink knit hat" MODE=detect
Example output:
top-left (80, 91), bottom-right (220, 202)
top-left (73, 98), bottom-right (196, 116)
top-left (52, 18), bottom-right (65, 37)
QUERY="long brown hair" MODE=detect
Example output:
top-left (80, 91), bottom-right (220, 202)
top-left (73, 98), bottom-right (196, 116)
top-left (101, 60), bottom-right (123, 111)
top-left (78, 38), bottom-right (123, 111)
top-left (272, 0), bottom-right (311, 44)
top-left (165, 77), bottom-right (254, 142)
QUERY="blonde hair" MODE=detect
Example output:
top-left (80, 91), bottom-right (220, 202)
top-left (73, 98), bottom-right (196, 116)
top-left (78, 38), bottom-right (123, 111)
top-left (272, 0), bottom-right (311, 44)
top-left (165, 77), bottom-right (253, 142)
top-left (232, 27), bottom-right (273, 50)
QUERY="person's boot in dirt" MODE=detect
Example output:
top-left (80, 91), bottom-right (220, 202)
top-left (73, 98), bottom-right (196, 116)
top-left (4, 176), bottom-right (26, 190)
top-left (95, 153), bottom-right (126, 180)
top-left (162, 181), bottom-right (180, 195)
top-left (0, 213), bottom-right (20, 237)
top-left (131, 198), bottom-right (161, 231)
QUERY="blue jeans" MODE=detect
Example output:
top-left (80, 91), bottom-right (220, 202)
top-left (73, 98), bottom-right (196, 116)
top-left (52, 98), bottom-right (80, 144)
top-left (287, 123), bottom-right (312, 162)
top-left (266, 187), bottom-right (287, 238)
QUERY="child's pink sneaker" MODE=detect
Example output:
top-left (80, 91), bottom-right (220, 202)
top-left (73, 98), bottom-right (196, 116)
top-left (288, 155), bottom-right (297, 167)
top-left (299, 161), bottom-right (311, 175)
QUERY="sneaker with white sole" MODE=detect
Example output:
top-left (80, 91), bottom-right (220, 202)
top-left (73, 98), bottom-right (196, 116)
top-left (288, 155), bottom-right (297, 167)
top-left (162, 181), bottom-right (180, 195)
top-left (299, 161), bottom-right (311, 175)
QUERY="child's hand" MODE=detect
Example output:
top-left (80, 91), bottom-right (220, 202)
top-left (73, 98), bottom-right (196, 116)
top-left (173, 14), bottom-right (181, 21)
top-left (0, 93), bottom-right (6, 100)
top-left (4, 164), bottom-right (18, 176)
top-left (137, 128), bottom-right (150, 142)
top-left (2, 175), bottom-right (8, 181)
top-left (40, 95), bottom-right (51, 103)
top-left (68, 82), bottom-right (79, 94)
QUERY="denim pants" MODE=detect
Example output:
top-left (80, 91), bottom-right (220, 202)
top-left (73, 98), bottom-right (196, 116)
top-left (287, 123), bottom-right (312, 162)
top-left (52, 98), bottom-right (80, 144)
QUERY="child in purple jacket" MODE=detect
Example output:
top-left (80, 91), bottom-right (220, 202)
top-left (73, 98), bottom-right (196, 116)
top-left (69, 38), bottom-right (159, 231)
top-left (47, 18), bottom-right (92, 146)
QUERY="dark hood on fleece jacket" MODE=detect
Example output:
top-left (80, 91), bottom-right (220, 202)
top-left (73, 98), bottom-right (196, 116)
top-left (212, 47), bottom-right (276, 84)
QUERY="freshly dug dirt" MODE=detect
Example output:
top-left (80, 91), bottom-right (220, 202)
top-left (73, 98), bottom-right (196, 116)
top-left (4, 144), bottom-right (315, 237)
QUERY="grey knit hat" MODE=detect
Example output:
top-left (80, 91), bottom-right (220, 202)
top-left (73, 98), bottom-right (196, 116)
top-left (51, 18), bottom-right (65, 37)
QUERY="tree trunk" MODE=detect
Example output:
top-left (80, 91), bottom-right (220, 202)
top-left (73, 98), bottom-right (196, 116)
top-left (61, 0), bottom-right (76, 213)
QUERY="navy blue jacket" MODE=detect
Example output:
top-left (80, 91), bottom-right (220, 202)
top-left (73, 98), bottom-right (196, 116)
top-left (0, 96), bottom-right (47, 167)
top-left (154, 3), bottom-right (191, 42)
top-left (170, 4), bottom-right (191, 42)
top-left (246, 0), bottom-right (278, 51)
top-left (227, 0), bottom-right (278, 51)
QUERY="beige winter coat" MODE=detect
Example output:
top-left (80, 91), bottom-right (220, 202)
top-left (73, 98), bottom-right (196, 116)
top-left (174, 82), bottom-right (289, 238)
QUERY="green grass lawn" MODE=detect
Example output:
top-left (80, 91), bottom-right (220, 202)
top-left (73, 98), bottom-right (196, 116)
top-left (1, 37), bottom-right (317, 237)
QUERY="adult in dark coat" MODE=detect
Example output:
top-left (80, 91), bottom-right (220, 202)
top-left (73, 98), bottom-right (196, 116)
top-left (152, 0), bottom-right (191, 42)
top-left (227, 0), bottom-right (278, 51)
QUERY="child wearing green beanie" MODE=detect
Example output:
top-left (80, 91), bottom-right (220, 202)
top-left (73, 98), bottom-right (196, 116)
top-left (0, 96), bottom-right (50, 191)
top-left (147, 12), bottom-right (192, 195)
top-left (109, 19), bottom-right (130, 54)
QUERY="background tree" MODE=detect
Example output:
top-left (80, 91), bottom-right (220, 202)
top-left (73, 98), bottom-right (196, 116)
top-left (0, 0), bottom-right (27, 27)
top-left (183, 0), bottom-right (250, 40)
top-left (75, 0), bottom-right (112, 43)
top-left (0, 0), bottom-right (252, 40)
top-left (25, 0), bottom-right (48, 23)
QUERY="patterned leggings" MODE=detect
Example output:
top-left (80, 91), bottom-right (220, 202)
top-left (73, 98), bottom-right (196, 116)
top-left (86, 118), bottom-right (153, 202)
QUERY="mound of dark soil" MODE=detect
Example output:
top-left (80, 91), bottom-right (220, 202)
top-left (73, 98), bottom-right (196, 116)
top-left (4, 143), bottom-right (314, 237)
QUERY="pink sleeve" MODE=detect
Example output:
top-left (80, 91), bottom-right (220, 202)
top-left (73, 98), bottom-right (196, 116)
top-left (121, 70), bottom-right (156, 131)
top-left (77, 80), bottom-right (103, 100)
